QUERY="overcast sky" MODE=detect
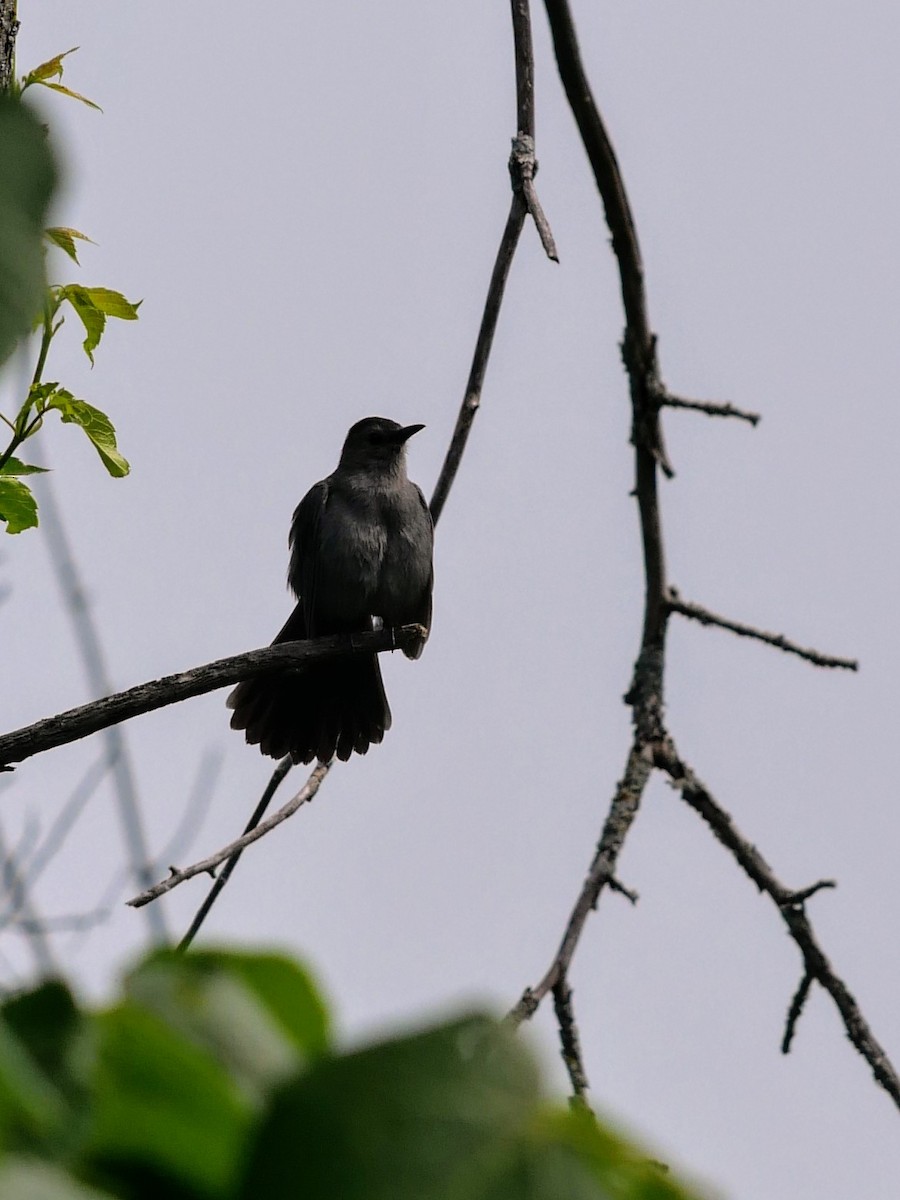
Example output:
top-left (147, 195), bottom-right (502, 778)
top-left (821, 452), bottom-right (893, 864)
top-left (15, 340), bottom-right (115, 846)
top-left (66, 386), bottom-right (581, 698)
top-left (3, 4), bottom-right (900, 1198)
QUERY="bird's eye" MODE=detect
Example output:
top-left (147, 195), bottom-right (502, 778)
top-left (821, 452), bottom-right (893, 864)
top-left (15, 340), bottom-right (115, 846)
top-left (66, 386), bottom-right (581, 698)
top-left (368, 431), bottom-right (384, 446)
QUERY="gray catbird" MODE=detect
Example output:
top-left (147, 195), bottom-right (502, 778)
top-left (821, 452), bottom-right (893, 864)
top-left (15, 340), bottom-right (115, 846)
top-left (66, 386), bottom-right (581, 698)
top-left (228, 416), bottom-right (434, 764)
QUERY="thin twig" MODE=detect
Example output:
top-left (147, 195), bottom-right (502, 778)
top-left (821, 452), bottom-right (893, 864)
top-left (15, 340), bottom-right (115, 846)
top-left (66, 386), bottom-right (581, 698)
top-left (0, 624), bottom-right (427, 769)
top-left (35, 468), bottom-right (168, 940)
top-left (127, 761), bottom-right (330, 908)
top-left (782, 973), bottom-right (814, 1054)
top-left (0, 757), bottom-right (108, 931)
top-left (152, 747), bottom-right (223, 871)
top-left (667, 589), bottom-right (858, 671)
top-left (552, 979), bottom-right (590, 1103)
top-left (13, 907), bottom-right (111, 934)
top-left (429, 0), bottom-right (556, 524)
top-left (177, 755), bottom-right (294, 952)
top-left (509, 741), bottom-right (651, 1023)
top-left (0, 818), bottom-right (57, 976)
top-left (662, 395), bottom-right (761, 426)
top-left (655, 741), bottom-right (900, 1109)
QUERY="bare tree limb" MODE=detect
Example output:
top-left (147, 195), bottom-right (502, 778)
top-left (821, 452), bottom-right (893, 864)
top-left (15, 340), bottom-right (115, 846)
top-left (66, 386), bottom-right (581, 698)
top-left (552, 979), bottom-right (590, 1104)
top-left (782, 972), bottom-right (814, 1055)
top-left (127, 761), bottom-right (330, 908)
top-left (0, 0), bottom-right (17, 95)
top-left (0, 624), bottom-right (427, 770)
top-left (34, 470), bottom-right (169, 939)
top-left (0, 756), bottom-right (107, 932)
top-left (508, 0), bottom-right (900, 1121)
top-left (667, 589), bottom-right (858, 671)
top-left (429, 0), bottom-right (557, 525)
top-left (177, 755), bottom-right (294, 952)
top-left (661, 394), bottom-right (761, 426)
top-left (0, 818), bottom-right (57, 976)
top-left (655, 741), bottom-right (900, 1109)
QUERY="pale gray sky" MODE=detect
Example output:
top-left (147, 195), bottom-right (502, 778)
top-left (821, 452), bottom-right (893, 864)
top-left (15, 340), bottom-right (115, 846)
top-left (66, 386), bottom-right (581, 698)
top-left (3, 4), bottom-right (900, 1198)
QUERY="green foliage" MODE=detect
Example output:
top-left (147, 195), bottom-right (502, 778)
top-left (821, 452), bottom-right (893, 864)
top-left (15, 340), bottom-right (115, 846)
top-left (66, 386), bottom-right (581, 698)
top-left (0, 948), bottom-right (706, 1200)
top-left (20, 48), bottom-right (102, 111)
top-left (0, 48), bottom-right (137, 533)
top-left (0, 98), bottom-right (57, 367)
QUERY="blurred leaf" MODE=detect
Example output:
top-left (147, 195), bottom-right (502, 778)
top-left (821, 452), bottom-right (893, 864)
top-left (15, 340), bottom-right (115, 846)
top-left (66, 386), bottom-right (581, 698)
top-left (33, 83), bottom-right (102, 113)
top-left (0, 99), bottom-right (57, 366)
top-left (45, 228), bottom-right (94, 266)
top-left (0, 1158), bottom-right (115, 1200)
top-left (123, 950), bottom-right (324, 1104)
top-left (540, 1107), bottom-right (703, 1200)
top-left (0, 1015), bottom-right (68, 1150)
top-left (0, 479), bottom-right (39, 534)
top-left (174, 949), bottom-right (331, 1058)
top-left (2, 984), bottom-right (82, 1096)
top-left (473, 1138), bottom-right (607, 1200)
top-left (0, 458), bottom-right (49, 476)
top-left (86, 1002), bottom-right (249, 1198)
top-left (239, 1015), bottom-right (540, 1200)
top-left (46, 392), bottom-right (129, 478)
top-left (21, 48), bottom-right (79, 87)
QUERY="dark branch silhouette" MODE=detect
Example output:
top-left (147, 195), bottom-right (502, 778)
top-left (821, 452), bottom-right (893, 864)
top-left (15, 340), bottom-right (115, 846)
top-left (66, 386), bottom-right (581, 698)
top-left (177, 756), bottom-right (294, 953)
top-left (667, 589), bottom-right (858, 671)
top-left (507, 0), bottom-right (899, 1115)
top-left (128, 762), bottom-right (330, 908)
top-left (0, 624), bottom-right (427, 769)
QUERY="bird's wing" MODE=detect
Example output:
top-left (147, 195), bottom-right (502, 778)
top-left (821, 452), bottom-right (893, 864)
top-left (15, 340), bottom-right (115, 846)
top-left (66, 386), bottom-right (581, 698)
top-left (288, 478), bottom-right (330, 635)
top-left (405, 484), bottom-right (434, 659)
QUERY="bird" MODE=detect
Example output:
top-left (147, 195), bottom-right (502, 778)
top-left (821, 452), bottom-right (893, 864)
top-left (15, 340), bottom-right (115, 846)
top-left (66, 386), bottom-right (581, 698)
top-left (228, 416), bottom-right (434, 764)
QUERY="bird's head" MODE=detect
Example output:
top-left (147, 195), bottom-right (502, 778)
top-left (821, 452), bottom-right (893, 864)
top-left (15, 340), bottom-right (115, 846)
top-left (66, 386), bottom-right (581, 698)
top-left (338, 416), bottom-right (425, 472)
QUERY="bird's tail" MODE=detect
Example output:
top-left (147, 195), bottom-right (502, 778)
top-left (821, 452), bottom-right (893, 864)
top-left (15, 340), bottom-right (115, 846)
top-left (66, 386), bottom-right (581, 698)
top-left (227, 606), bottom-right (391, 764)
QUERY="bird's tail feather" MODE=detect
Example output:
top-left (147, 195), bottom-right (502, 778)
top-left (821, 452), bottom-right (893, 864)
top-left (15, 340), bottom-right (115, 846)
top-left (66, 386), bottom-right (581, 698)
top-left (227, 606), bottom-right (391, 764)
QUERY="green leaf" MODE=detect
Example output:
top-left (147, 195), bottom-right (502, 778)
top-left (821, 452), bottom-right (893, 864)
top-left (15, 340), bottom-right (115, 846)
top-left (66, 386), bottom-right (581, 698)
top-left (0, 1158), bottom-right (116, 1200)
top-left (0, 478), bottom-right (39, 534)
top-left (0, 458), bottom-right (49, 476)
top-left (80, 288), bottom-right (139, 320)
top-left (34, 82), bottom-right (102, 113)
top-left (21, 47), bottom-right (79, 87)
top-left (46, 392), bottom-right (129, 478)
top-left (0, 99), bottom-right (58, 366)
top-left (239, 1015), bottom-right (540, 1200)
top-left (59, 286), bottom-right (139, 361)
top-left (165, 949), bottom-right (331, 1059)
top-left (539, 1107), bottom-right (702, 1200)
top-left (45, 227), bottom-right (94, 265)
top-left (85, 1002), bottom-right (250, 1198)
top-left (58, 287), bottom-right (105, 361)
top-left (122, 951), bottom-right (319, 1104)
top-left (0, 1012), bottom-right (68, 1148)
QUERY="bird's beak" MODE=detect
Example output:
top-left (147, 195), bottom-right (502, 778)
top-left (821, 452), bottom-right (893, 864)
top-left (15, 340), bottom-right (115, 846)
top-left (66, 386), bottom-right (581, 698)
top-left (393, 423), bottom-right (425, 444)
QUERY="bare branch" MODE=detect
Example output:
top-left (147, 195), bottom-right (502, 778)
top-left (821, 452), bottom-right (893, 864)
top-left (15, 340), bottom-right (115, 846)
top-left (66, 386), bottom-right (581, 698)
top-left (662, 395), bottom-right (761, 426)
top-left (128, 761), bottom-right (330, 908)
top-left (0, 0), bottom-right (18, 95)
top-left (552, 979), bottom-right (591, 1103)
top-left (782, 972), bottom-right (814, 1055)
top-left (509, 740), bottom-right (651, 1024)
top-left (0, 757), bottom-right (108, 930)
top-left (667, 589), bottom-right (858, 671)
top-left (152, 747), bottom-right (223, 871)
top-left (0, 624), bottom-right (427, 770)
top-left (36, 469), bottom-right (168, 940)
top-left (177, 755), bottom-right (294, 952)
top-left (0, 818), bottom-right (58, 976)
top-left (655, 742), bottom-right (900, 1110)
top-left (429, 0), bottom-right (556, 524)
